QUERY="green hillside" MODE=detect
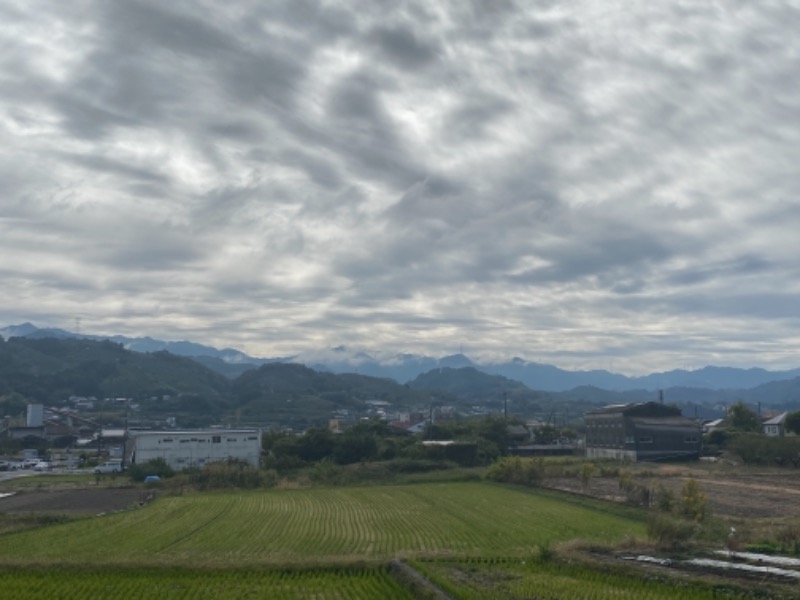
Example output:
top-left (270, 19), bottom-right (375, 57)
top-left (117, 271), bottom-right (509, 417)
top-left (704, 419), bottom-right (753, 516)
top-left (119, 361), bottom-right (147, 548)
top-left (0, 337), bottom-right (231, 403)
top-left (0, 338), bottom-right (451, 428)
top-left (231, 363), bottom-right (452, 428)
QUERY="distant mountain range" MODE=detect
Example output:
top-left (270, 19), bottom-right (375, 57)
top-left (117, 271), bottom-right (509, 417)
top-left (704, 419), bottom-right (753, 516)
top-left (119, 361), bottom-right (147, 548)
top-left (3, 322), bottom-right (800, 393)
top-left (2, 330), bottom-right (799, 426)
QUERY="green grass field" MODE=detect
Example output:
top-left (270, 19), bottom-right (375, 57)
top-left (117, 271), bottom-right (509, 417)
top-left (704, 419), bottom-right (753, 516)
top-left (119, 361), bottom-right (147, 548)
top-left (0, 565), bottom-right (415, 599)
top-left (0, 482), bottom-right (644, 565)
top-left (1, 481), bottom-right (783, 598)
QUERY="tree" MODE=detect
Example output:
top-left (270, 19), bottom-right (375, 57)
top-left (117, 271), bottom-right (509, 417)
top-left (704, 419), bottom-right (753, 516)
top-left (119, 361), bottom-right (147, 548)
top-left (785, 411), bottom-right (800, 435)
top-left (727, 401), bottom-right (760, 432)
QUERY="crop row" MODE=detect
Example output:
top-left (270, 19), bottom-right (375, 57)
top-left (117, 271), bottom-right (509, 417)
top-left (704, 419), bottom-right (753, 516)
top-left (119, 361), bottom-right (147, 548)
top-left (412, 558), bottom-right (748, 600)
top-left (0, 482), bottom-right (645, 565)
top-left (0, 566), bottom-right (415, 600)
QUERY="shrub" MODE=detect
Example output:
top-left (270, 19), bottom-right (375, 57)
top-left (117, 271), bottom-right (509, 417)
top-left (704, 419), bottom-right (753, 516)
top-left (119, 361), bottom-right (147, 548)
top-left (310, 457), bottom-right (344, 484)
top-left (188, 459), bottom-right (267, 490)
top-left (618, 471), bottom-right (651, 507)
top-left (127, 458), bottom-right (175, 482)
top-left (598, 465), bottom-right (620, 478)
top-left (579, 462), bottom-right (596, 491)
top-left (654, 483), bottom-right (675, 513)
top-left (730, 433), bottom-right (800, 466)
top-left (679, 479), bottom-right (707, 522)
top-left (646, 512), bottom-right (697, 550)
top-left (537, 541), bottom-right (555, 563)
top-left (486, 456), bottom-right (545, 486)
top-left (384, 458), bottom-right (456, 474)
top-left (776, 524), bottom-right (800, 555)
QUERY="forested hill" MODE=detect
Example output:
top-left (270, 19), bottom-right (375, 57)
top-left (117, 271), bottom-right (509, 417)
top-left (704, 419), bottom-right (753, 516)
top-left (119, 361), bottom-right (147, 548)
top-left (0, 337), bottom-right (455, 428)
top-left (0, 336), bottom-right (232, 403)
top-left (3, 337), bottom-right (798, 428)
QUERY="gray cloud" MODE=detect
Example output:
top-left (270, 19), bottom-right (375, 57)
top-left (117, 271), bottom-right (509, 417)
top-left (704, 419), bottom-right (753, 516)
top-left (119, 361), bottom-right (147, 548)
top-left (368, 24), bottom-right (441, 70)
top-left (1, 0), bottom-right (799, 374)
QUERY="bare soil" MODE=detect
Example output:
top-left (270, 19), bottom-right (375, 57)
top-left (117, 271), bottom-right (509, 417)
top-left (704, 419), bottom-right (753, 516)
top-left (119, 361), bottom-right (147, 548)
top-left (2, 463), bottom-right (799, 521)
top-left (0, 488), bottom-right (145, 514)
top-left (546, 463), bottom-right (800, 519)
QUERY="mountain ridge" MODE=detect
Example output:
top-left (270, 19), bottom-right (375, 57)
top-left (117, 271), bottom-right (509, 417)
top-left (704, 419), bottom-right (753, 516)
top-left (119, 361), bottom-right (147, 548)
top-left (3, 322), bottom-right (799, 392)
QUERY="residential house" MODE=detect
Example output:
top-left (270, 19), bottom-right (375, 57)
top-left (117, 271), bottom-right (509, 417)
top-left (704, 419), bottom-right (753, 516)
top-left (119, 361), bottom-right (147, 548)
top-left (762, 412), bottom-right (788, 437)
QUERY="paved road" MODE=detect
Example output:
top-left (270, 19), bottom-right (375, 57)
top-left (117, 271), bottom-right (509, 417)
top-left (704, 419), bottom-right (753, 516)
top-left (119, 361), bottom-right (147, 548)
top-left (0, 467), bottom-right (86, 482)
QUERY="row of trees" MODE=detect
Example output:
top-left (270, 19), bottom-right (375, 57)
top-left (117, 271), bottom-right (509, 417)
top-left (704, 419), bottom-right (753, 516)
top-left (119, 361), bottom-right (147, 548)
top-left (725, 401), bottom-right (800, 434)
top-left (262, 416), bottom-right (524, 471)
top-left (706, 402), bottom-right (800, 466)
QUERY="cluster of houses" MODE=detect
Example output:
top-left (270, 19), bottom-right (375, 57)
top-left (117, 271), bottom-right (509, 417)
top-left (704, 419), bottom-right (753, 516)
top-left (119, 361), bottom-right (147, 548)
top-left (584, 402), bottom-right (795, 462)
top-left (703, 411), bottom-right (791, 438)
top-left (0, 402), bottom-right (261, 471)
top-left (3, 397), bottom-right (796, 470)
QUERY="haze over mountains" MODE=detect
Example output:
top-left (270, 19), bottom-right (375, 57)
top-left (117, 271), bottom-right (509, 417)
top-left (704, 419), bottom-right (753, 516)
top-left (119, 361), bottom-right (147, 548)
top-left (3, 323), bottom-right (800, 394)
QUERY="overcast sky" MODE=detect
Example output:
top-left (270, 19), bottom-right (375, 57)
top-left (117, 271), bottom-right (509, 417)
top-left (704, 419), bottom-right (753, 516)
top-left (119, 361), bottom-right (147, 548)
top-left (1, 1), bottom-right (799, 374)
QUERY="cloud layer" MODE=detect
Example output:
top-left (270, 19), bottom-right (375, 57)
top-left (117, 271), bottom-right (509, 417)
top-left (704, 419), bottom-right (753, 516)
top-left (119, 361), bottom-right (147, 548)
top-left (2, 0), bottom-right (799, 374)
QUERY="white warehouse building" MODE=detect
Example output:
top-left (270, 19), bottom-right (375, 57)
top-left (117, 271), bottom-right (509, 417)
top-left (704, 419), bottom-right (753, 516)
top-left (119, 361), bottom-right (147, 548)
top-left (126, 429), bottom-right (262, 470)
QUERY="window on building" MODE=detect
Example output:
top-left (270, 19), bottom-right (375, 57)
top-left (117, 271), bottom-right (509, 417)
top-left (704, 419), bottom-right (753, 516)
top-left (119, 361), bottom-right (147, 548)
top-left (639, 435), bottom-right (653, 444)
top-left (212, 436), bottom-right (221, 443)
top-left (684, 436), bottom-right (698, 443)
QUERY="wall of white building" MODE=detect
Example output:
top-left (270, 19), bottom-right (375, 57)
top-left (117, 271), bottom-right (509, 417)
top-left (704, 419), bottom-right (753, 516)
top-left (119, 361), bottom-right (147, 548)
top-left (128, 430), bottom-right (261, 470)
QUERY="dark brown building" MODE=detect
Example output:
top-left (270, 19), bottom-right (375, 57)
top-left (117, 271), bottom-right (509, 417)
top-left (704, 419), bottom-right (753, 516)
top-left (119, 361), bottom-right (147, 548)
top-left (585, 402), bottom-right (701, 462)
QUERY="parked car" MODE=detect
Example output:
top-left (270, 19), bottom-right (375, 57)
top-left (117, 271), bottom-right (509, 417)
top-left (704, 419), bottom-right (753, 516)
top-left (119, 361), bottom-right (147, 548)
top-left (22, 458), bottom-right (41, 469)
top-left (94, 461), bottom-right (123, 474)
top-left (33, 461), bottom-right (51, 472)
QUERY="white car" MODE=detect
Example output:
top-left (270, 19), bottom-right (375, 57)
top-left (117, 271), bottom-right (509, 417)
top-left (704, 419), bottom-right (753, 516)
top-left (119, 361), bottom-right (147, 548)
top-left (33, 461), bottom-right (51, 472)
top-left (94, 461), bottom-right (123, 474)
top-left (22, 458), bottom-right (41, 469)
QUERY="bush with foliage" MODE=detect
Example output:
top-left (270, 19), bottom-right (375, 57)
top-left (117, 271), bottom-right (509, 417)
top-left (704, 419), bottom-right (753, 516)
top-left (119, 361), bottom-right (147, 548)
top-left (654, 483), bottom-right (675, 513)
top-left (188, 459), bottom-right (271, 490)
top-left (786, 411), bottom-right (800, 435)
top-left (729, 433), bottom-right (800, 466)
top-left (310, 457), bottom-right (344, 484)
top-left (618, 470), bottom-right (651, 507)
top-left (486, 456), bottom-right (544, 486)
top-left (126, 458), bottom-right (175, 482)
top-left (646, 512), bottom-right (697, 550)
top-left (645, 479), bottom-right (708, 548)
top-left (679, 478), bottom-right (707, 522)
top-left (579, 461), bottom-right (596, 491)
